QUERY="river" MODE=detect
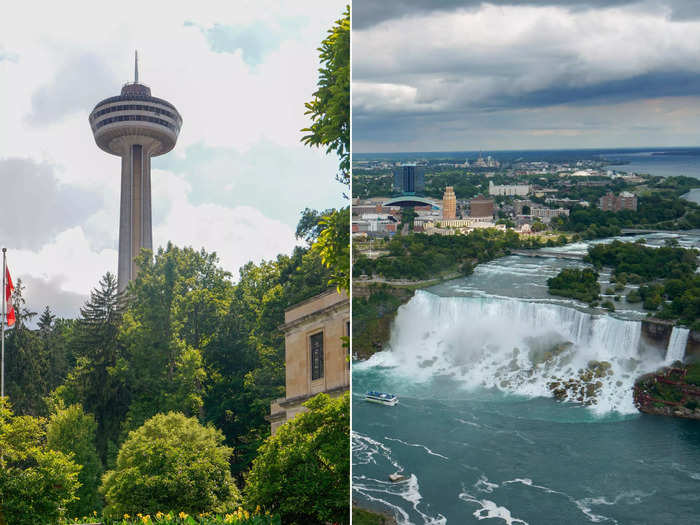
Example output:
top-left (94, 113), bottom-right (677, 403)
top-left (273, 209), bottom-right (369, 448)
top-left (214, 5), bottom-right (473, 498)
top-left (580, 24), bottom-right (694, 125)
top-left (352, 232), bottom-right (700, 524)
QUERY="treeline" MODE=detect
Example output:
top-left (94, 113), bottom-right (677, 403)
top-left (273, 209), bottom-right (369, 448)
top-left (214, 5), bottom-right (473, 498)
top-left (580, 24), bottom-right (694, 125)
top-left (353, 229), bottom-right (563, 281)
top-left (586, 240), bottom-right (700, 328)
top-left (547, 268), bottom-right (601, 304)
top-left (552, 194), bottom-right (700, 238)
top-left (585, 240), bottom-right (698, 280)
top-left (1, 241), bottom-right (337, 522)
top-left (546, 240), bottom-right (699, 327)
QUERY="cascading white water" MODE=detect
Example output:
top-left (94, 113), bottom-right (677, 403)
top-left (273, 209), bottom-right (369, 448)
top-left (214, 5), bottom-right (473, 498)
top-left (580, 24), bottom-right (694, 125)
top-left (666, 327), bottom-right (690, 364)
top-left (363, 290), bottom-right (669, 415)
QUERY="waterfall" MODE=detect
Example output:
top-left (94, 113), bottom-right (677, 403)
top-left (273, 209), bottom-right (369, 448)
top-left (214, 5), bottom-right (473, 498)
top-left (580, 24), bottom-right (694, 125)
top-left (364, 290), bottom-right (667, 415)
top-left (666, 327), bottom-right (690, 364)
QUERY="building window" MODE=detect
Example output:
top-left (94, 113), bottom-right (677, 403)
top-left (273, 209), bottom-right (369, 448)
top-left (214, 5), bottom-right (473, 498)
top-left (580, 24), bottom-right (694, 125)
top-left (310, 332), bottom-right (324, 381)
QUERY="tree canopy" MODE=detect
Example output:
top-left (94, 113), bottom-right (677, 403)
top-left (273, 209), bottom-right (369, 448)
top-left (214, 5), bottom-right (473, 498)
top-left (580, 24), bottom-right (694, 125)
top-left (245, 393), bottom-right (350, 525)
top-left (101, 412), bottom-right (240, 518)
top-left (301, 5), bottom-right (350, 188)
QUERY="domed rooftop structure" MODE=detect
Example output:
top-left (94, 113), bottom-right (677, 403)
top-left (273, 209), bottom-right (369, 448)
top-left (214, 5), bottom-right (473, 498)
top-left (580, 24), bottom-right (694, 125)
top-left (89, 51), bottom-right (182, 157)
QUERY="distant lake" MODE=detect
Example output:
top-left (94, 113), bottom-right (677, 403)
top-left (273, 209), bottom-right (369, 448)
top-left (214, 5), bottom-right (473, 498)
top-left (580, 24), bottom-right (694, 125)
top-left (601, 150), bottom-right (700, 180)
top-left (354, 147), bottom-right (700, 203)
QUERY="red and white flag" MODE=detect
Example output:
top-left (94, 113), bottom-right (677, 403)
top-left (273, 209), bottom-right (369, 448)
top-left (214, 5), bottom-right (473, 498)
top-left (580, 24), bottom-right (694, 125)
top-left (5, 266), bottom-right (15, 327)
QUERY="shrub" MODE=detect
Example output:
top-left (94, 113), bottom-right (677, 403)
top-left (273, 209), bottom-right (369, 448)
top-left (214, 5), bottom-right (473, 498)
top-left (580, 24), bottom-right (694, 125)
top-left (47, 403), bottom-right (103, 517)
top-left (602, 300), bottom-right (615, 312)
top-left (0, 399), bottom-right (80, 525)
top-left (101, 412), bottom-right (240, 518)
top-left (245, 393), bottom-right (349, 525)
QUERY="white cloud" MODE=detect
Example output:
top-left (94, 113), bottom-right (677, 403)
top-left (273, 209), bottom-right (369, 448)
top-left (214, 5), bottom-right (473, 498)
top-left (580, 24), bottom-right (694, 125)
top-left (152, 172), bottom-right (298, 277)
top-left (0, 1), bottom-right (345, 315)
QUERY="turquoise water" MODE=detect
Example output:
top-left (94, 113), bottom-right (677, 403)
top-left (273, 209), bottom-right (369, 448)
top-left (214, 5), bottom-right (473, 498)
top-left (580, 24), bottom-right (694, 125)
top-left (352, 234), bottom-right (700, 524)
top-left (353, 374), bottom-right (700, 524)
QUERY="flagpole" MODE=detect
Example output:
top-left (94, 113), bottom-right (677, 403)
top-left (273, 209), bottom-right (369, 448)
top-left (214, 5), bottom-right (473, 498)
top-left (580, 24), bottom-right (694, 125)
top-left (2, 247), bottom-right (5, 399)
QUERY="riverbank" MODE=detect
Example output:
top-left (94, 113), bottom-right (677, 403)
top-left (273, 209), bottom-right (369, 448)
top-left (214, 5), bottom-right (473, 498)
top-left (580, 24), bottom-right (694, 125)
top-left (352, 504), bottom-right (398, 525)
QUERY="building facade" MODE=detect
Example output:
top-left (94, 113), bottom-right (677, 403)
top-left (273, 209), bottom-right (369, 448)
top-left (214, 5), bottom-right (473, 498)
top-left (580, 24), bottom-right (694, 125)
top-left (530, 207), bottom-right (570, 223)
top-left (442, 186), bottom-right (457, 219)
top-left (269, 289), bottom-right (350, 434)
top-left (392, 165), bottom-right (425, 194)
top-left (488, 181), bottom-right (531, 197)
top-left (469, 195), bottom-right (495, 218)
top-left (599, 191), bottom-right (638, 212)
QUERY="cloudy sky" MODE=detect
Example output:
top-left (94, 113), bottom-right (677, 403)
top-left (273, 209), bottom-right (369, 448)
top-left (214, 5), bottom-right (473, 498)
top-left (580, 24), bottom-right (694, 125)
top-left (0, 0), bottom-right (346, 318)
top-left (353, 0), bottom-right (700, 152)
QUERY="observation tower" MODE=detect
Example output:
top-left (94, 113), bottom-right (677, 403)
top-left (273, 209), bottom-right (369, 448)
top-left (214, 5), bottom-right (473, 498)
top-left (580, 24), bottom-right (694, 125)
top-left (89, 52), bottom-right (182, 291)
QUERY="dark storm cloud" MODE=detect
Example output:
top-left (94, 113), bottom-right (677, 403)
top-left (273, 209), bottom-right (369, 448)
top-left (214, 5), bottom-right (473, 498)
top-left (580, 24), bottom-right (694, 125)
top-left (21, 275), bottom-right (86, 321)
top-left (352, 1), bottom-right (700, 150)
top-left (26, 53), bottom-right (117, 125)
top-left (352, 0), bottom-right (696, 29)
top-left (0, 158), bottom-right (102, 250)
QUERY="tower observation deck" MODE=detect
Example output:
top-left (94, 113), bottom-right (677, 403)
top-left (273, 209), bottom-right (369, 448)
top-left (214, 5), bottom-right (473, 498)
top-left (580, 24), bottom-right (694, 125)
top-left (89, 52), bottom-right (182, 291)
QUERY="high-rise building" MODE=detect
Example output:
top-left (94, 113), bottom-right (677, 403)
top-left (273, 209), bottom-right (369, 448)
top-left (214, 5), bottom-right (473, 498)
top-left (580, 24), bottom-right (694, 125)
top-left (89, 53), bottom-right (182, 291)
top-left (442, 186), bottom-right (456, 219)
top-left (469, 195), bottom-right (495, 218)
top-left (392, 164), bottom-right (425, 194)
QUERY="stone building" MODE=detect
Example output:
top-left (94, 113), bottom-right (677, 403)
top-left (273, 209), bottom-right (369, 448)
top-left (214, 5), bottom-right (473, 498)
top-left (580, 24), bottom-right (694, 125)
top-left (442, 186), bottom-right (457, 220)
top-left (269, 289), bottom-right (349, 434)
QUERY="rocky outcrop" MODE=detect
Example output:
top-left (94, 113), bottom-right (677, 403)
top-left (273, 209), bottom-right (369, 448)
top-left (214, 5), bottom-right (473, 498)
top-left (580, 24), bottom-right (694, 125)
top-left (685, 330), bottom-right (700, 363)
top-left (548, 360), bottom-right (613, 405)
top-left (352, 283), bottom-right (415, 360)
top-left (640, 319), bottom-right (674, 360)
top-left (634, 366), bottom-right (700, 420)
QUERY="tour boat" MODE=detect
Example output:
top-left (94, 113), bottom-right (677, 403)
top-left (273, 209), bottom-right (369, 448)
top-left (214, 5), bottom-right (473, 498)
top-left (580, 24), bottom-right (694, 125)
top-left (365, 391), bottom-right (398, 406)
top-left (389, 473), bottom-right (409, 483)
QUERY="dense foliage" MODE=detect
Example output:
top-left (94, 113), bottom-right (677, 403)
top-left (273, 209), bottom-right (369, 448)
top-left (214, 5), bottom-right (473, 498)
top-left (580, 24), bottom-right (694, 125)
top-left (2, 242), bottom-right (333, 517)
top-left (547, 268), bottom-right (601, 304)
top-left (301, 5), bottom-right (349, 187)
top-left (245, 393), bottom-right (350, 525)
top-left (0, 399), bottom-right (81, 525)
top-left (101, 412), bottom-right (240, 518)
top-left (353, 229), bottom-right (549, 281)
top-left (63, 512), bottom-right (279, 525)
top-left (586, 240), bottom-right (698, 280)
top-left (552, 194), bottom-right (700, 238)
top-left (47, 403), bottom-right (103, 517)
top-left (585, 240), bottom-right (699, 327)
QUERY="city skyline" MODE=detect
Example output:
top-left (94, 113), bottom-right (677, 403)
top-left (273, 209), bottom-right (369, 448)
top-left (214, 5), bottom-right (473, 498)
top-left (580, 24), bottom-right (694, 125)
top-left (0, 1), bottom-right (346, 318)
top-left (353, 0), bottom-right (700, 153)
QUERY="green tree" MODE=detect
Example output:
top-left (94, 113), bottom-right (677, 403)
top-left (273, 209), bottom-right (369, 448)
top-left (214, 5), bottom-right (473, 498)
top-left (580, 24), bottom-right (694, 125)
top-left (100, 412), bottom-right (239, 518)
top-left (118, 245), bottom-right (230, 436)
top-left (0, 399), bottom-right (80, 525)
top-left (245, 393), bottom-right (350, 525)
top-left (301, 5), bottom-right (350, 188)
top-left (314, 207), bottom-right (350, 291)
top-left (46, 403), bottom-right (103, 517)
top-left (296, 207), bottom-right (335, 244)
top-left (57, 272), bottom-right (129, 464)
top-left (301, 6), bottom-right (351, 293)
top-left (4, 279), bottom-right (43, 416)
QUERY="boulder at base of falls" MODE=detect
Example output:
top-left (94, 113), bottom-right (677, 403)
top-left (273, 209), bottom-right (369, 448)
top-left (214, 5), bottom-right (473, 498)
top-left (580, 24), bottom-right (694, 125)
top-left (547, 361), bottom-right (613, 406)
